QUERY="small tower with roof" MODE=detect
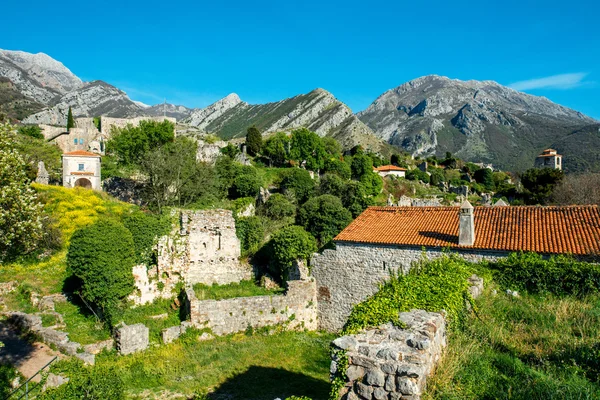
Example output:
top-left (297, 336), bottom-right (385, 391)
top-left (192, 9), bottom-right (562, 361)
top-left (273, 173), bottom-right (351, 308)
top-left (534, 149), bottom-right (562, 170)
top-left (62, 150), bottom-right (102, 190)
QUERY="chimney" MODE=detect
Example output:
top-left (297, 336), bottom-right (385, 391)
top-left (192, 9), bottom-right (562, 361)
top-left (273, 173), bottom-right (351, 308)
top-left (459, 200), bottom-right (475, 246)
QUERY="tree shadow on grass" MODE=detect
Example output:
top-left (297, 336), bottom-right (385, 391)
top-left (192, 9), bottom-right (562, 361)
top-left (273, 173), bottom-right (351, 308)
top-left (206, 366), bottom-right (330, 400)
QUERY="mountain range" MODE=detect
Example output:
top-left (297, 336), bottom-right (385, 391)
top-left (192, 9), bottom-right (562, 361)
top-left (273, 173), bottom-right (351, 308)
top-left (1, 49), bottom-right (598, 172)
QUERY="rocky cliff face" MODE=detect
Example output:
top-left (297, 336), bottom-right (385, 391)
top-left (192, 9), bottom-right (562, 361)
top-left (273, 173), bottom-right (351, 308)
top-left (0, 77), bottom-right (45, 121)
top-left (0, 49), bottom-right (82, 104)
top-left (358, 75), bottom-right (597, 171)
top-left (23, 81), bottom-right (143, 125)
top-left (184, 89), bottom-right (389, 153)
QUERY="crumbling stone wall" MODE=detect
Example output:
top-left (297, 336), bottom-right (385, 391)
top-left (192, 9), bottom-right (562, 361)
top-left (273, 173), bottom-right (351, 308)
top-left (311, 242), bottom-right (504, 332)
top-left (331, 310), bottom-right (446, 400)
top-left (100, 116), bottom-right (176, 137)
top-left (156, 209), bottom-right (252, 288)
top-left (185, 279), bottom-right (318, 335)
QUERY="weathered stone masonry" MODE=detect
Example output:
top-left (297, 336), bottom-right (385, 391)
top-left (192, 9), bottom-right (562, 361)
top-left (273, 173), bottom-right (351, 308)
top-left (311, 242), bottom-right (505, 332)
top-left (184, 279), bottom-right (318, 335)
top-left (331, 310), bottom-right (447, 400)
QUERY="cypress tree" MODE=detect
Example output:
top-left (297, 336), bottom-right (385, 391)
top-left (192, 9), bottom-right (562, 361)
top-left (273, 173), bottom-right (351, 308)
top-left (245, 126), bottom-right (262, 156)
top-left (66, 106), bottom-right (75, 131)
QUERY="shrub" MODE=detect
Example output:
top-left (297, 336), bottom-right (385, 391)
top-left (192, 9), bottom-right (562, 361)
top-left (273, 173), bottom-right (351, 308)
top-left (521, 167), bottom-right (565, 205)
top-left (245, 126), bottom-right (262, 156)
top-left (280, 168), bottom-right (315, 204)
top-left (318, 173), bottom-right (345, 198)
top-left (297, 195), bottom-right (353, 245)
top-left (290, 128), bottom-right (326, 171)
top-left (220, 143), bottom-right (240, 158)
top-left (350, 153), bottom-right (373, 180)
top-left (406, 169), bottom-right (430, 184)
top-left (323, 158), bottom-right (351, 180)
top-left (67, 219), bottom-right (135, 324)
top-left (343, 254), bottom-right (474, 334)
top-left (231, 167), bottom-right (262, 199)
top-left (123, 211), bottom-right (171, 265)
top-left (263, 132), bottom-right (290, 167)
top-left (18, 124), bottom-right (43, 139)
top-left (236, 216), bottom-right (264, 253)
top-left (40, 366), bottom-right (125, 400)
top-left (260, 193), bottom-right (296, 220)
top-left (269, 226), bottom-right (317, 276)
top-left (360, 172), bottom-right (383, 197)
top-left (489, 252), bottom-right (600, 296)
top-left (342, 181), bottom-right (372, 217)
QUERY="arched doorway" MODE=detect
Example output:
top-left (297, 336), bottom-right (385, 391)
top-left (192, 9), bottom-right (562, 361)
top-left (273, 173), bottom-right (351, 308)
top-left (74, 178), bottom-right (92, 189)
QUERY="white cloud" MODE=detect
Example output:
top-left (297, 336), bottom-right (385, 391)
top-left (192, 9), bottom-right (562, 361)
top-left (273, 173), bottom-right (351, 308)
top-left (509, 73), bottom-right (589, 91)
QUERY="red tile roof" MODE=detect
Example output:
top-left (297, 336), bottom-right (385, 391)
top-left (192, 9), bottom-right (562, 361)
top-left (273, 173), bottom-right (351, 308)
top-left (62, 150), bottom-right (101, 158)
top-left (334, 206), bottom-right (600, 255)
top-left (374, 165), bottom-right (407, 172)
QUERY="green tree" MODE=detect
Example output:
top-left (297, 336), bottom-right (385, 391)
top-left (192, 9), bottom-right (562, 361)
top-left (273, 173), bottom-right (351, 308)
top-left (521, 168), bottom-right (565, 205)
top-left (406, 169), bottom-right (430, 184)
top-left (290, 128), bottom-right (326, 171)
top-left (342, 181), bottom-right (372, 217)
top-left (351, 153), bottom-right (373, 180)
top-left (269, 225), bottom-right (317, 278)
top-left (322, 137), bottom-right (342, 157)
top-left (260, 193), bottom-right (296, 220)
top-left (66, 106), bottom-right (75, 131)
top-left (280, 168), bottom-right (315, 204)
top-left (297, 194), bottom-right (353, 245)
top-left (18, 125), bottom-right (43, 139)
top-left (474, 168), bottom-right (495, 191)
top-left (220, 143), bottom-right (240, 159)
top-left (323, 158), bottom-right (351, 180)
top-left (318, 173), bottom-right (345, 198)
top-left (245, 126), bottom-right (262, 156)
top-left (0, 123), bottom-right (44, 259)
top-left (360, 172), bottom-right (383, 197)
top-left (262, 132), bottom-right (289, 167)
top-left (107, 119), bottom-right (175, 165)
top-left (67, 219), bottom-right (135, 323)
top-left (390, 154), bottom-right (400, 166)
top-left (141, 137), bottom-right (218, 211)
top-left (231, 166), bottom-right (262, 198)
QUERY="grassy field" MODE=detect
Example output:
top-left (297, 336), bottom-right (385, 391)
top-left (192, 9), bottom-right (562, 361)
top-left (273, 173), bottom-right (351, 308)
top-left (194, 280), bottom-right (284, 300)
top-left (425, 286), bottom-right (600, 400)
top-left (89, 330), bottom-right (334, 399)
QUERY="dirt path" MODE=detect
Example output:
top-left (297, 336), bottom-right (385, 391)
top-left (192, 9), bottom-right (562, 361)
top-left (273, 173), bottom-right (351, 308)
top-left (0, 322), bottom-right (60, 382)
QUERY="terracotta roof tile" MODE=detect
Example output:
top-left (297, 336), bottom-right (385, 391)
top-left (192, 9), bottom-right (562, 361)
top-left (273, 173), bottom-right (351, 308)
top-left (62, 150), bottom-right (101, 157)
top-left (374, 165), bottom-right (407, 172)
top-left (334, 206), bottom-right (600, 256)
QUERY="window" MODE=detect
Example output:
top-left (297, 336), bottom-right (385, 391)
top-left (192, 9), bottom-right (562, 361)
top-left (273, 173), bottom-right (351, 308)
top-left (78, 163), bottom-right (84, 171)
top-left (79, 138), bottom-right (84, 145)
top-left (73, 138), bottom-right (77, 144)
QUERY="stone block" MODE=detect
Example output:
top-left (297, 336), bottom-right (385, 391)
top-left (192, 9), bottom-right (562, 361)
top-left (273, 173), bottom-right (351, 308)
top-left (397, 377), bottom-right (419, 396)
top-left (162, 325), bottom-right (182, 344)
top-left (365, 368), bottom-right (385, 386)
top-left (75, 352), bottom-right (95, 365)
top-left (346, 365), bottom-right (365, 381)
top-left (355, 382), bottom-right (373, 399)
top-left (83, 339), bottom-right (114, 355)
top-left (115, 323), bottom-right (149, 355)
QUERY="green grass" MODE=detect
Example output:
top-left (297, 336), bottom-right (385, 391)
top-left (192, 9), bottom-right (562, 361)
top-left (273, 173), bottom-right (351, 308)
top-left (193, 280), bottom-right (285, 301)
top-left (54, 299), bottom-right (111, 345)
top-left (120, 298), bottom-right (182, 344)
top-left (425, 286), bottom-right (600, 399)
top-left (92, 330), bottom-right (334, 399)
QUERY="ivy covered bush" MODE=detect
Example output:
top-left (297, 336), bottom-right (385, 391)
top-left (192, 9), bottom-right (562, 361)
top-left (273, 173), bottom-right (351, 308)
top-left (260, 193), bottom-right (296, 220)
top-left (343, 254), bottom-right (474, 334)
top-left (236, 216), bottom-right (265, 254)
top-left (489, 252), bottom-right (600, 296)
top-left (123, 210), bottom-right (171, 265)
top-left (67, 219), bottom-right (135, 324)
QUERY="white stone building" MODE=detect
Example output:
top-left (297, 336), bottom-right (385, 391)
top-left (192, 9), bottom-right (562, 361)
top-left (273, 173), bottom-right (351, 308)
top-left (373, 165), bottom-right (407, 178)
top-left (534, 148), bottom-right (563, 170)
top-left (62, 150), bottom-right (101, 190)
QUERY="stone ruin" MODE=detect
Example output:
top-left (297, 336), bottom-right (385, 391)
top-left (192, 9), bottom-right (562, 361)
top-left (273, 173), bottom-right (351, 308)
top-left (130, 209), bottom-right (252, 305)
top-left (331, 310), bottom-right (447, 400)
top-left (35, 161), bottom-right (49, 184)
top-left (114, 323), bottom-right (149, 355)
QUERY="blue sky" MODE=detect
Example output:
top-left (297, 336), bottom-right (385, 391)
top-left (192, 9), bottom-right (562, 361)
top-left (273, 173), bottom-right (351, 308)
top-left (2, 0), bottom-right (598, 118)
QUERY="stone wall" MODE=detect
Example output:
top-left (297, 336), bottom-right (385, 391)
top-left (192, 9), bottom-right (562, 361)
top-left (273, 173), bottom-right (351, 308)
top-left (311, 242), bottom-right (505, 332)
top-left (114, 323), bottom-right (149, 355)
top-left (331, 310), bottom-right (446, 400)
top-left (100, 116), bottom-right (176, 137)
top-left (185, 279), bottom-right (318, 335)
top-left (157, 209), bottom-right (252, 287)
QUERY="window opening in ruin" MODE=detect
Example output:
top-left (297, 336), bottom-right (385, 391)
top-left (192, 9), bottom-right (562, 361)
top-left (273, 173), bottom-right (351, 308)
top-left (218, 230), bottom-right (222, 250)
top-left (78, 163), bottom-right (84, 171)
top-left (383, 261), bottom-right (386, 270)
top-left (79, 138), bottom-right (84, 145)
top-left (73, 138), bottom-right (77, 144)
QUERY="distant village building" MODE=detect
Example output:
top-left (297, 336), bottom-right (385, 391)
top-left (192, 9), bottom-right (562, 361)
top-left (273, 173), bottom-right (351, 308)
top-left (62, 150), bottom-right (101, 190)
top-left (535, 148), bottom-right (563, 170)
top-left (40, 116), bottom-right (176, 155)
top-left (312, 202), bottom-right (600, 331)
top-left (373, 165), bottom-right (407, 178)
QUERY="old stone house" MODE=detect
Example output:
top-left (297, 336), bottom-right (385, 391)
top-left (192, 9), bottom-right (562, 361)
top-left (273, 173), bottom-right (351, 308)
top-left (311, 201), bottom-right (600, 331)
top-left (373, 165), bottom-right (407, 178)
top-left (534, 148), bottom-right (563, 170)
top-left (62, 150), bottom-right (101, 190)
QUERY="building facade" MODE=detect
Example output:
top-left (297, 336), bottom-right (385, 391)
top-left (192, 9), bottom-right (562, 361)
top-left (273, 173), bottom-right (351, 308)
top-left (374, 165), bottom-right (407, 178)
top-left (62, 150), bottom-right (102, 190)
top-left (534, 148), bottom-right (563, 170)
